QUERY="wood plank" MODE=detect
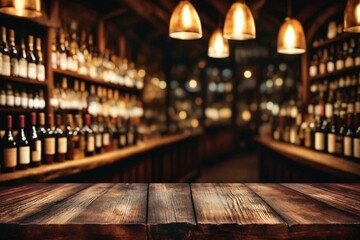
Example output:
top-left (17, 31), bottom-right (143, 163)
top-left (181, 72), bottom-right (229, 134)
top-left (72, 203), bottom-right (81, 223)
top-left (191, 183), bottom-right (288, 239)
top-left (148, 184), bottom-right (196, 240)
top-left (284, 184), bottom-right (360, 217)
top-left (248, 184), bottom-right (360, 239)
top-left (0, 184), bottom-right (89, 223)
top-left (331, 183), bottom-right (360, 193)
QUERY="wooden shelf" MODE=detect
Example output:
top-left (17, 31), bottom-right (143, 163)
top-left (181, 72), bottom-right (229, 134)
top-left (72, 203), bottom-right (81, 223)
top-left (0, 75), bottom-right (47, 87)
top-left (311, 33), bottom-right (353, 51)
top-left (254, 136), bottom-right (360, 180)
top-left (53, 69), bottom-right (142, 94)
top-left (0, 129), bottom-right (202, 184)
top-left (309, 65), bottom-right (360, 81)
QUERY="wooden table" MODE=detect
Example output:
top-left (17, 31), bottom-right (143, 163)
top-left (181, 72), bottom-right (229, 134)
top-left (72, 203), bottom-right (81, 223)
top-left (0, 183), bottom-right (360, 239)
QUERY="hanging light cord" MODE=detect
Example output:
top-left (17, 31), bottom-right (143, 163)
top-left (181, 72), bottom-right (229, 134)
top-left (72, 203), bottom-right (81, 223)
top-left (288, 0), bottom-right (291, 17)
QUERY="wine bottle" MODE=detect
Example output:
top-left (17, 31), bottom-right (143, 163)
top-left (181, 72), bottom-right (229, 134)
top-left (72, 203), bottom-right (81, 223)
top-left (58, 30), bottom-right (67, 70)
top-left (354, 125), bottom-right (360, 160)
top-left (8, 29), bottom-right (18, 77)
top-left (0, 26), bottom-right (10, 76)
top-left (1, 115), bottom-right (17, 172)
top-left (18, 38), bottom-right (28, 78)
top-left (27, 35), bottom-right (37, 80)
top-left (65, 114), bottom-right (75, 160)
top-left (30, 112), bottom-right (41, 167)
top-left (335, 111), bottom-right (346, 156)
top-left (74, 114), bottom-right (84, 159)
top-left (327, 109), bottom-right (338, 155)
top-left (54, 114), bottom-right (67, 162)
top-left (16, 115), bottom-right (30, 170)
top-left (343, 107), bottom-right (354, 159)
top-left (102, 117), bottom-right (111, 152)
top-left (35, 38), bottom-right (45, 81)
top-left (93, 116), bottom-right (102, 154)
top-left (44, 114), bottom-right (55, 164)
top-left (83, 114), bottom-right (95, 157)
top-left (6, 83), bottom-right (14, 107)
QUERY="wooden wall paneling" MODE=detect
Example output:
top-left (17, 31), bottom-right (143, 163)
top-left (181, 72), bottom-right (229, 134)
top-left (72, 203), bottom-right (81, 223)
top-left (248, 184), bottom-right (360, 239)
top-left (148, 184), bottom-right (196, 239)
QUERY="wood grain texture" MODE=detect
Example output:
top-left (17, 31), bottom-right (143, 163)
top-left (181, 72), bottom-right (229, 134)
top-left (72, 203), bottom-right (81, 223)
top-left (191, 183), bottom-right (288, 239)
top-left (0, 184), bottom-right (148, 240)
top-left (248, 184), bottom-right (360, 239)
top-left (254, 136), bottom-right (360, 181)
top-left (284, 183), bottom-right (360, 217)
top-left (148, 184), bottom-right (196, 240)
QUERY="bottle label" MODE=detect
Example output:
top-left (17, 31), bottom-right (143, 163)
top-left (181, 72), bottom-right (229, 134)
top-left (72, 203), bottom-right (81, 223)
top-left (354, 139), bottom-right (360, 158)
top-left (10, 58), bottom-right (19, 76)
top-left (67, 56), bottom-right (73, 71)
top-left (335, 135), bottom-right (344, 155)
top-left (57, 137), bottom-right (67, 154)
top-left (304, 130), bottom-right (312, 148)
top-left (120, 134), bottom-right (126, 146)
top-left (103, 133), bottom-right (110, 146)
top-left (6, 95), bottom-right (14, 107)
top-left (51, 52), bottom-right (57, 69)
top-left (2, 55), bottom-right (10, 76)
top-left (327, 62), bottom-right (335, 73)
top-left (32, 140), bottom-right (42, 162)
top-left (28, 63), bottom-right (37, 79)
top-left (309, 66), bottom-right (317, 77)
top-left (95, 134), bottom-right (102, 148)
top-left (60, 53), bottom-right (67, 70)
top-left (33, 97), bottom-right (40, 109)
top-left (0, 93), bottom-right (6, 106)
top-left (345, 57), bottom-right (354, 68)
top-left (87, 135), bottom-right (95, 152)
top-left (344, 136), bottom-right (352, 157)
top-left (315, 132), bottom-right (325, 151)
top-left (3, 148), bottom-right (17, 168)
top-left (18, 58), bottom-right (27, 78)
top-left (319, 63), bottom-right (326, 75)
top-left (0, 130), bottom-right (5, 138)
top-left (289, 129), bottom-right (296, 144)
top-left (15, 96), bottom-right (21, 106)
top-left (39, 99), bottom-right (46, 109)
top-left (45, 137), bottom-right (56, 155)
top-left (327, 133), bottom-right (336, 153)
top-left (273, 130), bottom-right (280, 140)
top-left (336, 60), bottom-right (344, 71)
top-left (37, 64), bottom-right (45, 81)
top-left (325, 103), bottom-right (333, 118)
top-left (355, 56), bottom-right (360, 66)
top-left (21, 96), bottom-right (28, 108)
top-left (19, 146), bottom-right (30, 165)
top-left (128, 131), bottom-right (134, 145)
top-left (28, 98), bottom-right (34, 109)
top-left (356, 101), bottom-right (360, 113)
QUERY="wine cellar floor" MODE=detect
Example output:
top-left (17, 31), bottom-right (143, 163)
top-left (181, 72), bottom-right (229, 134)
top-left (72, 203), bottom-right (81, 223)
top-left (196, 152), bottom-right (260, 183)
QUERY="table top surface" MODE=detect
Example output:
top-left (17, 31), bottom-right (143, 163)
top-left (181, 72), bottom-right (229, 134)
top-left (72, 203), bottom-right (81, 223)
top-left (0, 183), bottom-right (360, 239)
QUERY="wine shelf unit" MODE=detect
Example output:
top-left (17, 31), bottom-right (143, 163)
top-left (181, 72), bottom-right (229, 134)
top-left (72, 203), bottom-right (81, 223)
top-left (309, 65), bottom-right (360, 81)
top-left (0, 75), bottom-right (48, 87)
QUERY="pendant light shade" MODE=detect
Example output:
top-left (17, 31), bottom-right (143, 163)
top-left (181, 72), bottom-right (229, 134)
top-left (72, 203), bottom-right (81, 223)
top-left (223, 2), bottom-right (256, 40)
top-left (169, 0), bottom-right (202, 40)
top-left (208, 28), bottom-right (229, 58)
top-left (0, 0), bottom-right (41, 18)
top-left (277, 17), bottom-right (306, 54)
top-left (344, 0), bottom-right (360, 32)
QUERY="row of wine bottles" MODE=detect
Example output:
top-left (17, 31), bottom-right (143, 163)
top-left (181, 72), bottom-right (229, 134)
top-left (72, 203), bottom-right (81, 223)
top-left (312, 19), bottom-right (343, 47)
top-left (0, 26), bottom-right (45, 81)
top-left (272, 98), bottom-right (360, 161)
top-left (309, 38), bottom-right (360, 77)
top-left (0, 83), bottom-right (46, 109)
top-left (51, 22), bottom-right (144, 89)
top-left (0, 112), bottom-right (139, 173)
top-left (50, 77), bottom-right (143, 118)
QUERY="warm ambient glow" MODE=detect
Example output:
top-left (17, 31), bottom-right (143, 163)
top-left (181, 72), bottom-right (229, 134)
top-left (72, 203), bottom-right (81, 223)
top-left (223, 2), bottom-right (256, 40)
top-left (344, 0), bottom-right (360, 32)
top-left (208, 28), bottom-right (229, 58)
top-left (179, 111), bottom-right (187, 120)
top-left (244, 70), bottom-right (252, 78)
top-left (277, 17), bottom-right (306, 54)
top-left (0, 0), bottom-right (41, 18)
top-left (189, 79), bottom-right (198, 88)
top-left (169, 0), bottom-right (202, 40)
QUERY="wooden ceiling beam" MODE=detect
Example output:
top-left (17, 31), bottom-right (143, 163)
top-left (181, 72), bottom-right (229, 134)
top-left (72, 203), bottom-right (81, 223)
top-left (100, 8), bottom-right (128, 21)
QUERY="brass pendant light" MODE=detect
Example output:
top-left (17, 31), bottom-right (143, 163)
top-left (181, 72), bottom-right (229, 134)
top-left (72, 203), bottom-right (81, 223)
top-left (344, 0), bottom-right (360, 32)
top-left (277, 0), bottom-right (306, 54)
top-left (208, 28), bottom-right (229, 58)
top-left (0, 0), bottom-right (41, 18)
top-left (223, 1), bottom-right (256, 40)
top-left (169, 0), bottom-right (202, 40)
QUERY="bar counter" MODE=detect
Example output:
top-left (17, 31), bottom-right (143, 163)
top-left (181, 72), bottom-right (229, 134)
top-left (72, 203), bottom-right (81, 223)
top-left (0, 183), bottom-right (359, 239)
